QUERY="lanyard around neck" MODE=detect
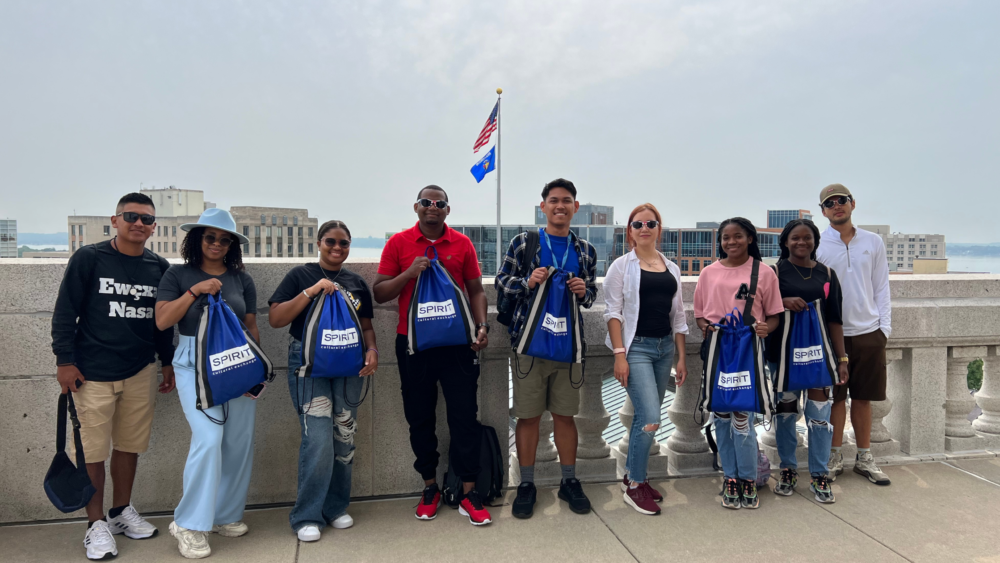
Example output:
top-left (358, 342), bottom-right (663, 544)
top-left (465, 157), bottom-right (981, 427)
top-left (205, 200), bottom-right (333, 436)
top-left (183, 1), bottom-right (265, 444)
top-left (542, 228), bottom-right (570, 270)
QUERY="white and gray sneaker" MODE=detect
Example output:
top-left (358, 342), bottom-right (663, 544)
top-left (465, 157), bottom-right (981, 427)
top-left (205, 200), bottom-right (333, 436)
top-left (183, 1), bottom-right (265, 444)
top-left (107, 503), bottom-right (158, 539)
top-left (331, 513), bottom-right (354, 529)
top-left (854, 451), bottom-right (891, 486)
top-left (84, 520), bottom-right (118, 560)
top-left (211, 521), bottom-right (249, 537)
top-left (827, 450), bottom-right (844, 481)
top-left (169, 521), bottom-right (211, 559)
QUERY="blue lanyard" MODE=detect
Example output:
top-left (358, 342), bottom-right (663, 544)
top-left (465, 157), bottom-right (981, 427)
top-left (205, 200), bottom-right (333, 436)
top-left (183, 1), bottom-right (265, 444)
top-left (542, 228), bottom-right (571, 270)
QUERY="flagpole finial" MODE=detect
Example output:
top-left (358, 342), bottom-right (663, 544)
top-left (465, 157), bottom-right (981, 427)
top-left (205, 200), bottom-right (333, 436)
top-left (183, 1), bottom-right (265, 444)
top-left (496, 87), bottom-right (502, 95)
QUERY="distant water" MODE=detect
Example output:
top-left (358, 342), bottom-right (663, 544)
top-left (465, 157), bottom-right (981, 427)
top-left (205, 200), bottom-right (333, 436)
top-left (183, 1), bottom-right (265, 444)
top-left (23, 244), bottom-right (68, 251)
top-left (945, 256), bottom-right (1000, 274)
top-left (344, 247), bottom-right (383, 260)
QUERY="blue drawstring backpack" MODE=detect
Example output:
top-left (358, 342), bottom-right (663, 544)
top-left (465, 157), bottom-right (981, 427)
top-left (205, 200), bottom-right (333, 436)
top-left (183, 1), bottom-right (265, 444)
top-left (699, 308), bottom-right (773, 416)
top-left (195, 293), bottom-right (274, 422)
top-left (774, 300), bottom-right (837, 392)
top-left (407, 246), bottom-right (476, 354)
top-left (299, 286), bottom-right (366, 378)
top-left (514, 266), bottom-right (583, 365)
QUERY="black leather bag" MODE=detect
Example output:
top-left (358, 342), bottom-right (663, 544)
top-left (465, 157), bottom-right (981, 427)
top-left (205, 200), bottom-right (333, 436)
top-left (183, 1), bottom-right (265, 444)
top-left (43, 393), bottom-right (96, 513)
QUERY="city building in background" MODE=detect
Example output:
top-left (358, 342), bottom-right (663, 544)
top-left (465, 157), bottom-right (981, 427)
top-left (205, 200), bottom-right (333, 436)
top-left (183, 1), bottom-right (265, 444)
top-left (912, 258), bottom-right (949, 274)
top-left (450, 224), bottom-right (625, 276)
top-left (767, 209), bottom-right (813, 229)
top-left (534, 203), bottom-right (614, 226)
top-left (230, 207), bottom-right (319, 259)
top-left (695, 221), bottom-right (720, 229)
top-left (0, 219), bottom-right (17, 258)
top-left (860, 225), bottom-right (946, 272)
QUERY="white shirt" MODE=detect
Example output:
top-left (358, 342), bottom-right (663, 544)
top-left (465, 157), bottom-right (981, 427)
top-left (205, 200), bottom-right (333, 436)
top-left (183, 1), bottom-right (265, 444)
top-left (816, 225), bottom-right (892, 337)
top-left (603, 249), bottom-right (689, 354)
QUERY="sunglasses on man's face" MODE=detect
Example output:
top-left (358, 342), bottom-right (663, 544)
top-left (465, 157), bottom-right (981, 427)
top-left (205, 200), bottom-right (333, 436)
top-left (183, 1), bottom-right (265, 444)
top-left (117, 211), bottom-right (156, 225)
top-left (822, 196), bottom-right (853, 209)
top-left (322, 238), bottom-right (351, 248)
top-left (630, 220), bottom-right (659, 230)
top-left (203, 234), bottom-right (233, 247)
top-left (416, 199), bottom-right (449, 209)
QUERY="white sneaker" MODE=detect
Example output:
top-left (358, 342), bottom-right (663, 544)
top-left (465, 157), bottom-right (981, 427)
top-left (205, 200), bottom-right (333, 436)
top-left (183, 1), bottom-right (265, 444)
top-left (854, 451), bottom-right (891, 486)
top-left (83, 520), bottom-right (118, 561)
top-left (212, 521), bottom-right (249, 537)
top-left (169, 521), bottom-right (211, 559)
top-left (331, 513), bottom-right (353, 529)
top-left (827, 450), bottom-right (844, 481)
top-left (107, 503), bottom-right (158, 539)
top-left (297, 525), bottom-right (321, 542)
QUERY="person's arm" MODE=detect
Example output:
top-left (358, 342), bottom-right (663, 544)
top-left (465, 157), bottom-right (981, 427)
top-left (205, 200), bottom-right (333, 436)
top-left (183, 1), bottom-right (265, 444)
top-left (269, 278), bottom-right (337, 328)
top-left (668, 263), bottom-right (690, 336)
top-left (156, 278), bottom-right (221, 330)
top-left (569, 242), bottom-right (598, 308)
top-left (828, 322), bottom-right (849, 385)
top-left (826, 268), bottom-right (848, 384)
top-left (495, 235), bottom-right (530, 298)
top-left (755, 314), bottom-right (780, 337)
top-left (755, 267), bottom-right (784, 337)
top-left (359, 317), bottom-right (378, 376)
top-left (465, 277), bottom-right (489, 351)
top-left (373, 257), bottom-right (428, 304)
top-left (872, 238), bottom-right (892, 337)
top-left (244, 314), bottom-right (261, 343)
top-left (674, 332), bottom-right (688, 386)
top-left (51, 249), bottom-right (94, 393)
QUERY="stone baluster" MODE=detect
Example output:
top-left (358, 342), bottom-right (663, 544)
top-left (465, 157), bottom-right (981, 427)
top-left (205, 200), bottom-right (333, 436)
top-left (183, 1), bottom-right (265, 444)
top-left (973, 346), bottom-right (1000, 446)
top-left (864, 348), bottom-right (902, 457)
top-left (944, 347), bottom-right (984, 451)
top-left (575, 355), bottom-right (612, 459)
top-left (665, 347), bottom-right (715, 474)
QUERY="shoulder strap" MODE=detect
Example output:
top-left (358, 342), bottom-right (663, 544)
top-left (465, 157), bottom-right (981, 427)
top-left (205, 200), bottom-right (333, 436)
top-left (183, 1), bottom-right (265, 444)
top-left (743, 259), bottom-right (760, 326)
top-left (520, 230), bottom-right (540, 277)
top-left (57, 393), bottom-right (88, 468)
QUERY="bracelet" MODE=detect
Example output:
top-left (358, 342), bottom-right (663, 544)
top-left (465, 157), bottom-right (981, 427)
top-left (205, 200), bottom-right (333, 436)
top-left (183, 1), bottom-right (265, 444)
top-left (367, 348), bottom-right (379, 357)
top-left (613, 347), bottom-right (626, 355)
top-left (302, 289), bottom-right (312, 299)
top-left (187, 289), bottom-right (197, 298)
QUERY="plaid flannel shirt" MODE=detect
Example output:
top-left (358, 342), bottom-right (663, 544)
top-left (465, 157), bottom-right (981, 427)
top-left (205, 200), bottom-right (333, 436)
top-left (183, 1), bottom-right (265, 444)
top-left (494, 229), bottom-right (598, 341)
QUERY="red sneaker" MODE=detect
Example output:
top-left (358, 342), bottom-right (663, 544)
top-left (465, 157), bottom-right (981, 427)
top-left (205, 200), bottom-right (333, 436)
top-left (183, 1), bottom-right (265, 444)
top-left (642, 481), bottom-right (664, 503)
top-left (415, 484), bottom-right (441, 520)
top-left (623, 483), bottom-right (660, 515)
top-left (458, 490), bottom-right (492, 526)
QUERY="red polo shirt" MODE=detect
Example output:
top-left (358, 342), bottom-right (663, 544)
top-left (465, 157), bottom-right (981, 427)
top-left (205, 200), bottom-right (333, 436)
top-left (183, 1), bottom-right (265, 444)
top-left (378, 222), bottom-right (482, 335)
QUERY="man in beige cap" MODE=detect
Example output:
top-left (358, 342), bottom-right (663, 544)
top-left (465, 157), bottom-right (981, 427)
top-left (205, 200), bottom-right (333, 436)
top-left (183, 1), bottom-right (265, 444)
top-left (815, 184), bottom-right (892, 486)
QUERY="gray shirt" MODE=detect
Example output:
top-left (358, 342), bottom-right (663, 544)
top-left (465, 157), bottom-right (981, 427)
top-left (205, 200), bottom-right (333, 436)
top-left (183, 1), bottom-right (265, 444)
top-left (157, 265), bottom-right (258, 337)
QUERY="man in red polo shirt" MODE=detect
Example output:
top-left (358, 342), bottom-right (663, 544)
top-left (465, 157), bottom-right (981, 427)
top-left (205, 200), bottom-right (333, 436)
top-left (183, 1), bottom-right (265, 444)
top-left (374, 185), bottom-right (492, 526)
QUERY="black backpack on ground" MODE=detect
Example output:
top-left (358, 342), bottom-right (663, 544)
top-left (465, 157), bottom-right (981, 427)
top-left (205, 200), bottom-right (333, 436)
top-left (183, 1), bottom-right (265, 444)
top-left (496, 230), bottom-right (540, 326)
top-left (442, 422), bottom-right (505, 507)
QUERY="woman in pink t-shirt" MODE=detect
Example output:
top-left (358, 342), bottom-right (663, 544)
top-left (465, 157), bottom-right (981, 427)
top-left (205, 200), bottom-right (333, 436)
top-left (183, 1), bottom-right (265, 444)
top-left (693, 217), bottom-right (783, 510)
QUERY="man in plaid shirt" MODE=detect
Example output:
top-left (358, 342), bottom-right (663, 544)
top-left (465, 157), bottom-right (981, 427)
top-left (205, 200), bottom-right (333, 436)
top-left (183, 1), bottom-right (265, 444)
top-left (494, 178), bottom-right (598, 520)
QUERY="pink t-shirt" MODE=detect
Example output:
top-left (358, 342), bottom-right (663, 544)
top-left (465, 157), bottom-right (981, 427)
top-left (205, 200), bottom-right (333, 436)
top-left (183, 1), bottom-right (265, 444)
top-left (694, 259), bottom-right (784, 324)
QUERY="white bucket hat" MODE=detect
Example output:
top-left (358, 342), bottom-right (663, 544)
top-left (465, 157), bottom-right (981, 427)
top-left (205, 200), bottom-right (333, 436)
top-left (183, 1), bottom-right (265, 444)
top-left (180, 208), bottom-right (249, 244)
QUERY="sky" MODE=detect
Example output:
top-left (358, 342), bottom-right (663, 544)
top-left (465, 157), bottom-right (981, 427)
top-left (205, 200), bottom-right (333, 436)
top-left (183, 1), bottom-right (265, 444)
top-left (1, 0), bottom-right (998, 241)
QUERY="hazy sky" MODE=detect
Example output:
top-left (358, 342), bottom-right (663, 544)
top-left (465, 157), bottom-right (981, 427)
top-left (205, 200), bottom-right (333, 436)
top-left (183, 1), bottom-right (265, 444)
top-left (2, 1), bottom-right (997, 241)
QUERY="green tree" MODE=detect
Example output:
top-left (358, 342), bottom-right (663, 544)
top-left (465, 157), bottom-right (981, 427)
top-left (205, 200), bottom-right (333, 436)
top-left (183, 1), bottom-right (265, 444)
top-left (968, 359), bottom-right (984, 392)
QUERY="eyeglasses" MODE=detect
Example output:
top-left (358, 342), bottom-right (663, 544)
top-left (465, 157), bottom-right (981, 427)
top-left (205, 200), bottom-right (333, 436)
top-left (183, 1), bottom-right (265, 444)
top-left (630, 220), bottom-right (660, 230)
top-left (322, 238), bottom-right (351, 248)
top-left (416, 199), bottom-right (449, 209)
top-left (202, 234), bottom-right (234, 247)
top-left (117, 212), bottom-right (156, 225)
top-left (822, 195), bottom-right (853, 209)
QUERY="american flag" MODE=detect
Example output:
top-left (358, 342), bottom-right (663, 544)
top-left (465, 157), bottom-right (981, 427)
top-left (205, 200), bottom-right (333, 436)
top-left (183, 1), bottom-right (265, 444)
top-left (473, 102), bottom-right (498, 153)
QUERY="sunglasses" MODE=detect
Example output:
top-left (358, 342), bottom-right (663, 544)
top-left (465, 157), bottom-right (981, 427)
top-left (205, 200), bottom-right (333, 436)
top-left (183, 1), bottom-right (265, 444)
top-left (822, 195), bottom-right (853, 209)
top-left (117, 211), bottom-right (156, 225)
top-left (322, 238), bottom-right (351, 248)
top-left (630, 220), bottom-right (660, 230)
top-left (202, 234), bottom-right (234, 247)
top-left (416, 199), bottom-right (449, 209)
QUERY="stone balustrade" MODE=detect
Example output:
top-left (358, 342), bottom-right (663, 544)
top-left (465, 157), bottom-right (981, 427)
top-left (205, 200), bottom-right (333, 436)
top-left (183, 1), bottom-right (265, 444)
top-left (1, 259), bottom-right (999, 523)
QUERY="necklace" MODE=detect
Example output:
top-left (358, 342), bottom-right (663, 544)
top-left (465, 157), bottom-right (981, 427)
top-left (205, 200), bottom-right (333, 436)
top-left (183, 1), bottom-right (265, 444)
top-left (320, 263), bottom-right (343, 285)
top-left (790, 262), bottom-right (813, 281)
top-left (637, 252), bottom-right (662, 269)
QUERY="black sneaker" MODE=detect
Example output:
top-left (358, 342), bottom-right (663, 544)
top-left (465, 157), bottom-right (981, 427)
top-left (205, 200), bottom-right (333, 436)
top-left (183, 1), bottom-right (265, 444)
top-left (511, 482), bottom-right (537, 519)
top-left (557, 478), bottom-right (591, 514)
top-left (773, 468), bottom-right (798, 496)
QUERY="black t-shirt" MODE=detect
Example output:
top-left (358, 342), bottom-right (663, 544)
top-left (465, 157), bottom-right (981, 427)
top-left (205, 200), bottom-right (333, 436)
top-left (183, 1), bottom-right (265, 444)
top-left (635, 269), bottom-right (677, 338)
top-left (157, 265), bottom-right (258, 337)
top-left (50, 241), bottom-right (175, 382)
top-left (765, 260), bottom-right (844, 363)
top-left (268, 264), bottom-right (374, 339)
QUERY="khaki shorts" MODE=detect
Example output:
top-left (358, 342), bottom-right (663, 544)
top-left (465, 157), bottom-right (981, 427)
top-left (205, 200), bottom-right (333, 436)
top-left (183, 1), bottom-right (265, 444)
top-left (69, 363), bottom-right (158, 463)
top-left (833, 329), bottom-right (888, 403)
top-left (511, 354), bottom-right (581, 419)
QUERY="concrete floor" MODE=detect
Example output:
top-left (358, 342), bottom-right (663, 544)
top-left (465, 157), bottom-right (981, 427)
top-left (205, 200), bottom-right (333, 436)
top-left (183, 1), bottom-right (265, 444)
top-left (3, 460), bottom-right (999, 563)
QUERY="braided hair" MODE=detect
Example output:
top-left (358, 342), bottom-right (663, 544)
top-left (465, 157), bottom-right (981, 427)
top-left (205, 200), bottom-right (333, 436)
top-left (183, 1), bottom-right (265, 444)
top-left (181, 227), bottom-right (245, 272)
top-left (717, 217), bottom-right (762, 261)
top-left (778, 219), bottom-right (821, 262)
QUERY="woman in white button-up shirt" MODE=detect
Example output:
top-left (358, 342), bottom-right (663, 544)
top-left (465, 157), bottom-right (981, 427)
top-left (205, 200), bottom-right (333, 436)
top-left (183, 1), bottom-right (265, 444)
top-left (603, 204), bottom-right (688, 516)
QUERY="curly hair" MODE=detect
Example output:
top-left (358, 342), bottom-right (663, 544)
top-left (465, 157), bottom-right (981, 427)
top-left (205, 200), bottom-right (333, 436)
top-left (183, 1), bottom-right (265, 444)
top-left (180, 227), bottom-right (245, 272)
top-left (717, 217), bottom-right (763, 261)
top-left (778, 219), bottom-right (821, 262)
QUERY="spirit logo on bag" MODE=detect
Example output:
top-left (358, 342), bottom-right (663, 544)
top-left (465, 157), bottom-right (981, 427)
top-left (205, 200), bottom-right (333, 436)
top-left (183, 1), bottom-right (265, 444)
top-left (417, 300), bottom-right (456, 320)
top-left (321, 328), bottom-right (359, 347)
top-left (210, 344), bottom-right (256, 373)
top-left (541, 313), bottom-right (567, 335)
top-left (718, 370), bottom-right (751, 390)
top-left (792, 345), bottom-right (823, 365)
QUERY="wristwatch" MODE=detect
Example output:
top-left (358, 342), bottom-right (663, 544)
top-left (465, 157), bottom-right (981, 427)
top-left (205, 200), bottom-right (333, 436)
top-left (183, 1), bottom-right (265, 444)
top-left (477, 323), bottom-right (490, 334)
top-left (838, 355), bottom-right (849, 364)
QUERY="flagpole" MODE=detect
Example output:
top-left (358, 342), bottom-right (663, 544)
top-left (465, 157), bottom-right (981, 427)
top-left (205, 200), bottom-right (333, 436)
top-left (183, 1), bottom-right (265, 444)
top-left (495, 87), bottom-right (502, 275)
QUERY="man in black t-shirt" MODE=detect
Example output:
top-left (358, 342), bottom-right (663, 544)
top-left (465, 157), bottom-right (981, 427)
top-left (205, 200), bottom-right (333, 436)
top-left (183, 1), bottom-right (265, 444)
top-left (51, 193), bottom-right (175, 561)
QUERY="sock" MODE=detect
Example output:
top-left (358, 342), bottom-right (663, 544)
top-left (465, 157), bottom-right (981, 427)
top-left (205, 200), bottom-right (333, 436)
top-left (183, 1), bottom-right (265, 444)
top-left (520, 465), bottom-right (535, 484)
top-left (628, 481), bottom-right (639, 490)
top-left (857, 447), bottom-right (870, 458)
top-left (832, 446), bottom-right (842, 455)
top-left (108, 505), bottom-right (128, 519)
top-left (561, 464), bottom-right (576, 482)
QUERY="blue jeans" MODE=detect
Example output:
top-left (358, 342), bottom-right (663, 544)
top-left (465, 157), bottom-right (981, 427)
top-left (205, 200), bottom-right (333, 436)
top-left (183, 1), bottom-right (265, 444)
top-left (624, 336), bottom-right (675, 483)
top-left (287, 336), bottom-right (364, 532)
top-left (714, 410), bottom-right (757, 481)
top-left (767, 361), bottom-right (833, 477)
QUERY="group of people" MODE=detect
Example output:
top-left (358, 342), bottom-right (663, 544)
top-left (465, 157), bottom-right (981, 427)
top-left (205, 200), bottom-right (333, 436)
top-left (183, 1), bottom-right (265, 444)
top-left (52, 180), bottom-right (890, 561)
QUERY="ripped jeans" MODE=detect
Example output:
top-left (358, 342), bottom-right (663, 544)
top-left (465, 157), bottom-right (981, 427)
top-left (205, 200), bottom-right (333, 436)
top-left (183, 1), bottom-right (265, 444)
top-left (767, 361), bottom-right (833, 477)
top-left (287, 336), bottom-right (364, 531)
top-left (624, 335), bottom-right (674, 483)
top-left (714, 411), bottom-right (758, 482)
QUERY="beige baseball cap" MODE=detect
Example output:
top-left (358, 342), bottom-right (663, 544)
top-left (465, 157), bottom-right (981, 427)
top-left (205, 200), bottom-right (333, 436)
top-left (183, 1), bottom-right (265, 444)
top-left (819, 183), bottom-right (852, 203)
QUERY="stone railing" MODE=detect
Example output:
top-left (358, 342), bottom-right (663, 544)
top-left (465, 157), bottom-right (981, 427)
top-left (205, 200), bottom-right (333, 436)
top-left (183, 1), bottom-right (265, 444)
top-left (1, 259), bottom-right (999, 522)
